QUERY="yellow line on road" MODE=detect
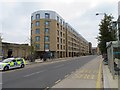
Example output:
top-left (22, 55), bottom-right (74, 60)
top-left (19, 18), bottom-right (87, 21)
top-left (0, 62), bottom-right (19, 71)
top-left (96, 59), bottom-right (102, 89)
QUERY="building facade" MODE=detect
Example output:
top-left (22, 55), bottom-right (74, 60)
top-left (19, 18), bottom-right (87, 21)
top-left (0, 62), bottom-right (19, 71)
top-left (2, 42), bottom-right (30, 59)
top-left (31, 10), bottom-right (89, 58)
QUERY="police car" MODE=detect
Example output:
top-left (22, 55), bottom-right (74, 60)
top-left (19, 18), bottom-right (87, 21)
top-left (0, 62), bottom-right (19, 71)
top-left (0, 58), bottom-right (26, 71)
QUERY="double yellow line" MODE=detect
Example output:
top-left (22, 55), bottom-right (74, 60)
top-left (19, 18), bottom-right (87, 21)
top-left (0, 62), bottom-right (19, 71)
top-left (96, 58), bottom-right (103, 89)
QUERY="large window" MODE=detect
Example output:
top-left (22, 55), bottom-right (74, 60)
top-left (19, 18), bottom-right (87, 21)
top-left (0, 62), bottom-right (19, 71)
top-left (36, 21), bottom-right (40, 26)
top-left (60, 19), bottom-right (62, 24)
top-left (45, 44), bottom-right (49, 49)
top-left (45, 36), bottom-right (49, 42)
top-left (31, 23), bottom-right (33, 28)
top-left (61, 45), bottom-right (62, 50)
top-left (57, 16), bottom-right (59, 22)
top-left (57, 44), bottom-right (59, 49)
top-left (36, 14), bottom-right (40, 20)
top-left (35, 36), bottom-right (40, 41)
top-left (35, 44), bottom-right (40, 49)
top-left (31, 16), bottom-right (33, 21)
top-left (63, 21), bottom-right (65, 26)
top-left (57, 30), bottom-right (59, 36)
top-left (45, 21), bottom-right (49, 26)
top-left (45, 13), bottom-right (50, 19)
top-left (35, 29), bottom-right (40, 34)
top-left (45, 28), bottom-right (49, 34)
top-left (60, 32), bottom-right (62, 37)
top-left (57, 23), bottom-right (59, 28)
top-left (57, 37), bottom-right (59, 42)
top-left (60, 38), bottom-right (62, 43)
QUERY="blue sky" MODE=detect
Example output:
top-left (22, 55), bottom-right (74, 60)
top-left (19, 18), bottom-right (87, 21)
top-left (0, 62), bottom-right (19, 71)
top-left (0, 0), bottom-right (119, 47)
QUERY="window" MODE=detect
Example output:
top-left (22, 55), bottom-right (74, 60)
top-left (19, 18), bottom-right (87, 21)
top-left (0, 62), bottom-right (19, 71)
top-left (57, 37), bottom-right (59, 42)
top-left (63, 21), bottom-right (65, 26)
top-left (45, 28), bottom-right (49, 34)
top-left (61, 45), bottom-right (62, 50)
top-left (35, 36), bottom-right (40, 41)
top-left (61, 26), bottom-right (62, 30)
top-left (57, 16), bottom-right (59, 22)
top-left (57, 23), bottom-right (59, 28)
top-left (63, 40), bottom-right (65, 44)
top-left (60, 38), bottom-right (62, 43)
top-left (36, 21), bottom-right (40, 26)
top-left (57, 44), bottom-right (59, 49)
top-left (31, 16), bottom-right (33, 21)
top-left (17, 59), bottom-right (23, 62)
top-left (63, 34), bottom-right (65, 38)
top-left (45, 21), bottom-right (49, 26)
top-left (45, 13), bottom-right (50, 19)
top-left (45, 36), bottom-right (49, 42)
top-left (57, 30), bottom-right (59, 35)
top-left (36, 14), bottom-right (40, 20)
top-left (45, 44), bottom-right (49, 49)
top-left (31, 23), bottom-right (33, 28)
top-left (60, 32), bottom-right (62, 37)
top-left (63, 46), bottom-right (65, 49)
top-left (36, 44), bottom-right (40, 49)
top-left (35, 29), bottom-right (40, 34)
top-left (60, 19), bottom-right (62, 24)
top-left (12, 60), bottom-right (16, 62)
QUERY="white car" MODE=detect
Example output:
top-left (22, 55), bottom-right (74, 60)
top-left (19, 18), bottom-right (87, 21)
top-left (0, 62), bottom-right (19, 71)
top-left (0, 58), bottom-right (26, 71)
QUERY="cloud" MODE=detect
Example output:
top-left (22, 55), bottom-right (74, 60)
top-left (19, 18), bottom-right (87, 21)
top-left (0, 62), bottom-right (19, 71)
top-left (1, 0), bottom-right (118, 47)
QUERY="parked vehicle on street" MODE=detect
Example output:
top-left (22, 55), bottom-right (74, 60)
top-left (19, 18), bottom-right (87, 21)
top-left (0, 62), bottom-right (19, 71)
top-left (0, 58), bottom-right (26, 71)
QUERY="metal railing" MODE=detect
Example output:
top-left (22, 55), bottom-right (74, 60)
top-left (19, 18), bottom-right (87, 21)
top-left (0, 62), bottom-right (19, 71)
top-left (107, 41), bottom-right (120, 79)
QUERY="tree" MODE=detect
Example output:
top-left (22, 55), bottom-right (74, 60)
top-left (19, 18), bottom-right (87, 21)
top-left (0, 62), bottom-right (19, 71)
top-left (97, 14), bottom-right (116, 54)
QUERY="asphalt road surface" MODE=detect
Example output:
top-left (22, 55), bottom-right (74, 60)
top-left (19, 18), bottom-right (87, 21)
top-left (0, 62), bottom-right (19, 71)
top-left (2, 55), bottom-right (97, 89)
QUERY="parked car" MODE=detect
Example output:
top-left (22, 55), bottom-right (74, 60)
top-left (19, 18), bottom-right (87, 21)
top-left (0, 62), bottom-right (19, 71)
top-left (0, 58), bottom-right (26, 71)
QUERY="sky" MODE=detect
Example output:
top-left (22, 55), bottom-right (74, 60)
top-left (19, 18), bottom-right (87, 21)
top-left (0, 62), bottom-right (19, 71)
top-left (0, 0), bottom-right (119, 47)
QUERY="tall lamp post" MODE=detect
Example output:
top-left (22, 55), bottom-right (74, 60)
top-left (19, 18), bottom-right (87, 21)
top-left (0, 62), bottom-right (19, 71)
top-left (96, 13), bottom-right (106, 16)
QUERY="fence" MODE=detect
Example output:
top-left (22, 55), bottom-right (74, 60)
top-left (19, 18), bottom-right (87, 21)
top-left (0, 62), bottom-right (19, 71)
top-left (107, 41), bottom-right (120, 79)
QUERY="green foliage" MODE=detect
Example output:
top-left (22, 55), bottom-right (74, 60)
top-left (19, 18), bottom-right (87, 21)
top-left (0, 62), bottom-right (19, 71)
top-left (97, 14), bottom-right (116, 54)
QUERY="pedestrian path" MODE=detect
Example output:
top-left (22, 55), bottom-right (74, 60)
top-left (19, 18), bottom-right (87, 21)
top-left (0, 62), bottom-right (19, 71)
top-left (52, 56), bottom-right (102, 88)
top-left (69, 69), bottom-right (98, 80)
top-left (103, 64), bottom-right (118, 88)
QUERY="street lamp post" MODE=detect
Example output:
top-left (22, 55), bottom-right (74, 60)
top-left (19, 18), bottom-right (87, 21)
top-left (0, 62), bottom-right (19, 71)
top-left (96, 13), bottom-right (106, 16)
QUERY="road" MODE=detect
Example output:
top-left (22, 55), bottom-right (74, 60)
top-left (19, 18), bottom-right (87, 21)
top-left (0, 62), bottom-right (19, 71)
top-left (2, 55), bottom-right (97, 89)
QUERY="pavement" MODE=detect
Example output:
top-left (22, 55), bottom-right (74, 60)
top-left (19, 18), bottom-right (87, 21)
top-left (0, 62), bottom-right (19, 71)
top-left (25, 56), bottom-right (119, 89)
top-left (103, 62), bottom-right (118, 89)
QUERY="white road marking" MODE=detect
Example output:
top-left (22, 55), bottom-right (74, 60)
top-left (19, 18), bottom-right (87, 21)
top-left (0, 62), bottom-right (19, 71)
top-left (64, 74), bottom-right (69, 78)
top-left (55, 79), bottom-right (61, 84)
top-left (23, 70), bottom-right (45, 77)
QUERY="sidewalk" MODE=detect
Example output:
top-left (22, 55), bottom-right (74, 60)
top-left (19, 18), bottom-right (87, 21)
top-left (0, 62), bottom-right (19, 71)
top-left (103, 62), bottom-right (118, 88)
top-left (52, 56), bottom-right (102, 88)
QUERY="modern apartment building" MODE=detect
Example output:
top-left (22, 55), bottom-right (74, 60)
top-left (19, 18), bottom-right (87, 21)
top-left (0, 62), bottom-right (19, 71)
top-left (31, 10), bottom-right (89, 58)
